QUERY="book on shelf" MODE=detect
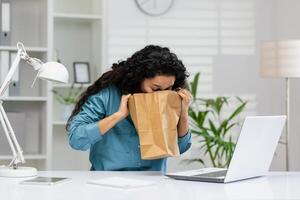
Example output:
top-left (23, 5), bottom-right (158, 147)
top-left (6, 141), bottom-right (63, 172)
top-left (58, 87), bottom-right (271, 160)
top-left (0, 1), bottom-right (11, 45)
top-left (0, 50), bottom-right (9, 97)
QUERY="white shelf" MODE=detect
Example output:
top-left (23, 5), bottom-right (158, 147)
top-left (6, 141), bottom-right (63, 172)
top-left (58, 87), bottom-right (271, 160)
top-left (0, 154), bottom-right (47, 160)
top-left (0, 0), bottom-right (103, 171)
top-left (52, 83), bottom-right (91, 88)
top-left (0, 96), bottom-right (48, 102)
top-left (51, 1), bottom-right (103, 170)
top-left (0, 46), bottom-right (47, 52)
top-left (54, 13), bottom-right (102, 21)
top-left (53, 121), bottom-right (67, 125)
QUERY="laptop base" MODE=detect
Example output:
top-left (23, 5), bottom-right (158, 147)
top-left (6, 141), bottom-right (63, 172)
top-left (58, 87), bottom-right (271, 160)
top-left (166, 174), bottom-right (225, 183)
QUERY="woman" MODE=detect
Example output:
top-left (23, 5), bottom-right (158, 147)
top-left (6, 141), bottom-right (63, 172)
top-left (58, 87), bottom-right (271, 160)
top-left (67, 45), bottom-right (192, 172)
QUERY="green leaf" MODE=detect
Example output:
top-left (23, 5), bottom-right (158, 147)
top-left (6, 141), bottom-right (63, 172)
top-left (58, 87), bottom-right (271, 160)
top-left (208, 119), bottom-right (218, 136)
top-left (228, 101), bottom-right (247, 121)
top-left (224, 123), bottom-right (238, 134)
top-left (52, 83), bottom-right (84, 105)
top-left (188, 109), bottom-right (197, 120)
top-left (190, 73), bottom-right (200, 99)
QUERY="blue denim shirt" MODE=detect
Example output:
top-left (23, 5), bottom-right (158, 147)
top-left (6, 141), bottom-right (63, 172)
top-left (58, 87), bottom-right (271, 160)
top-left (68, 85), bottom-right (192, 172)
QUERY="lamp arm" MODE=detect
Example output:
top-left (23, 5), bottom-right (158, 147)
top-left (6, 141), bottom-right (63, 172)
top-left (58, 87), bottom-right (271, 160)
top-left (0, 102), bottom-right (17, 158)
top-left (0, 49), bottom-right (25, 167)
top-left (0, 102), bottom-right (24, 167)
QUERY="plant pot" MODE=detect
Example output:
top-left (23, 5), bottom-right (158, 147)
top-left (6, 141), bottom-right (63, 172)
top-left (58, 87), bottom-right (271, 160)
top-left (61, 104), bottom-right (74, 120)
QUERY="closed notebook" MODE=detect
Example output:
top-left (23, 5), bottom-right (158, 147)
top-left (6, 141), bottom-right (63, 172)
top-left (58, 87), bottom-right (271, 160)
top-left (87, 177), bottom-right (158, 189)
top-left (128, 90), bottom-right (181, 160)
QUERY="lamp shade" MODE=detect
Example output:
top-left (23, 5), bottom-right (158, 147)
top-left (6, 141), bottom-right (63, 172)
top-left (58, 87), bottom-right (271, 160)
top-left (260, 40), bottom-right (300, 78)
top-left (38, 62), bottom-right (69, 83)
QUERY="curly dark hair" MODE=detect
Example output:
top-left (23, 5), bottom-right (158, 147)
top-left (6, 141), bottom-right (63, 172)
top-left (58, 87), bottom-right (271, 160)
top-left (66, 45), bottom-right (189, 130)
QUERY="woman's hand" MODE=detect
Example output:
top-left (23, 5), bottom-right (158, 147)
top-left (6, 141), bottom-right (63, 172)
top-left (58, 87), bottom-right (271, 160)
top-left (115, 94), bottom-right (131, 120)
top-left (99, 94), bottom-right (131, 135)
top-left (176, 88), bottom-right (192, 137)
top-left (176, 88), bottom-right (193, 116)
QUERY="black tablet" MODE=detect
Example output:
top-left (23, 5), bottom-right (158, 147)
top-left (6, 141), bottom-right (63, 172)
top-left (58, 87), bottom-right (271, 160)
top-left (20, 176), bottom-right (71, 185)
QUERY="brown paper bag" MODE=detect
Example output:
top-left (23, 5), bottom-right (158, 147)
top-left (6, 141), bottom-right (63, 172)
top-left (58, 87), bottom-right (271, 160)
top-left (128, 90), bottom-right (181, 160)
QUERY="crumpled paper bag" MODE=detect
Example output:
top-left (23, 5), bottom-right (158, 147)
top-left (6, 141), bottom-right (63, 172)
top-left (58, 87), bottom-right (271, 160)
top-left (128, 90), bottom-right (181, 160)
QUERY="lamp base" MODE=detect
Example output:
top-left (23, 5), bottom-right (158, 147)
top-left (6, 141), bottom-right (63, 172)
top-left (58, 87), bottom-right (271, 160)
top-left (0, 166), bottom-right (37, 177)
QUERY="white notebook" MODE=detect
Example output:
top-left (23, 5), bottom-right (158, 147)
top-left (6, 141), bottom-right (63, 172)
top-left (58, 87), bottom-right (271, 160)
top-left (87, 177), bottom-right (158, 189)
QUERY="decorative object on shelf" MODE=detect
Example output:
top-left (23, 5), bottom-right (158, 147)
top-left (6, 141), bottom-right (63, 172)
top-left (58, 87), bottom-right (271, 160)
top-left (134, 0), bottom-right (174, 16)
top-left (52, 83), bottom-right (83, 120)
top-left (73, 62), bottom-right (91, 84)
top-left (260, 40), bottom-right (300, 171)
top-left (185, 73), bottom-right (247, 168)
top-left (0, 0), bottom-right (11, 45)
top-left (0, 42), bottom-right (69, 178)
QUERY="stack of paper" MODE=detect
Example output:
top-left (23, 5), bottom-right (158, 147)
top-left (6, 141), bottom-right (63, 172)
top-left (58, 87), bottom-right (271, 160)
top-left (87, 177), bottom-right (158, 189)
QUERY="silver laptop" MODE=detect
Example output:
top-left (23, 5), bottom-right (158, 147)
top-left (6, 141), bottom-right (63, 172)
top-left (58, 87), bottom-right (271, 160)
top-left (166, 116), bottom-right (286, 183)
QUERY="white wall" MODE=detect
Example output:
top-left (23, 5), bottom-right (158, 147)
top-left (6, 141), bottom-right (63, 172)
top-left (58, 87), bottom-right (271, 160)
top-left (104, 0), bottom-right (300, 172)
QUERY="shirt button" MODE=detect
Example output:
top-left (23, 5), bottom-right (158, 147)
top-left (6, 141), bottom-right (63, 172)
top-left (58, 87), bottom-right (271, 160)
top-left (138, 145), bottom-right (140, 148)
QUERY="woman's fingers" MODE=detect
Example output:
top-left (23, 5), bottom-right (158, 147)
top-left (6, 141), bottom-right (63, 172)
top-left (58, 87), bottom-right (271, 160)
top-left (181, 89), bottom-right (193, 99)
top-left (122, 94), bottom-right (131, 102)
top-left (177, 89), bottom-right (193, 115)
top-left (177, 89), bottom-right (193, 102)
top-left (121, 94), bottom-right (131, 108)
top-left (177, 91), bottom-right (187, 99)
top-left (118, 94), bottom-right (131, 119)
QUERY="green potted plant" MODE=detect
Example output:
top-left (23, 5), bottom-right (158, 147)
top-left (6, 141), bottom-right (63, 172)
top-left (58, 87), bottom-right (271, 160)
top-left (52, 83), bottom-right (84, 120)
top-left (186, 73), bottom-right (247, 168)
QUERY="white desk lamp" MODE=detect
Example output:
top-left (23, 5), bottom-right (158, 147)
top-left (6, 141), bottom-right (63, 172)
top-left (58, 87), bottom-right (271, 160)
top-left (0, 42), bottom-right (69, 177)
top-left (261, 40), bottom-right (300, 171)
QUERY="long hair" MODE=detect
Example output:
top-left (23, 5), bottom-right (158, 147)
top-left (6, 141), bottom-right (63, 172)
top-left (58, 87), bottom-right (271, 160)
top-left (66, 45), bottom-right (189, 130)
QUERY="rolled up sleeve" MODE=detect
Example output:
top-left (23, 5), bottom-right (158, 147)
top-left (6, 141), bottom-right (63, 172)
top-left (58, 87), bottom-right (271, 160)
top-left (68, 90), bottom-right (108, 151)
top-left (178, 130), bottom-right (192, 154)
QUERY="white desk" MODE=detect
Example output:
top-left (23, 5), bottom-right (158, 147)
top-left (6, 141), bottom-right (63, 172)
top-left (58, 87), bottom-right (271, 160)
top-left (0, 171), bottom-right (299, 200)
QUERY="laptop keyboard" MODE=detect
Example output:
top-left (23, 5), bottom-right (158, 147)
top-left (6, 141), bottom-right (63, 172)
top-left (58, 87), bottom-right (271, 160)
top-left (194, 170), bottom-right (227, 178)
